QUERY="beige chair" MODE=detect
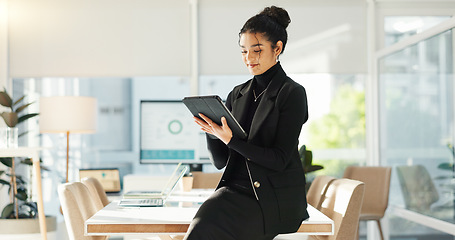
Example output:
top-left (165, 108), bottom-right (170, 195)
top-left (276, 178), bottom-right (365, 240)
top-left (308, 178), bottom-right (365, 240)
top-left (343, 166), bottom-right (391, 240)
top-left (191, 171), bottom-right (222, 189)
top-left (82, 177), bottom-right (110, 207)
top-left (58, 182), bottom-right (107, 240)
top-left (396, 165), bottom-right (439, 212)
top-left (306, 175), bottom-right (336, 210)
top-left (60, 181), bottom-right (182, 240)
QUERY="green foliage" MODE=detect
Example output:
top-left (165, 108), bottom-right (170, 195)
top-left (0, 89), bottom-right (43, 219)
top-left (0, 88), bottom-right (39, 127)
top-left (0, 202), bottom-right (37, 219)
top-left (0, 157), bottom-right (13, 168)
top-left (0, 178), bottom-right (10, 186)
top-left (299, 145), bottom-right (323, 174)
top-left (306, 84), bottom-right (365, 177)
top-left (1, 204), bottom-right (14, 219)
top-left (0, 157), bottom-right (42, 219)
top-left (0, 89), bottom-right (41, 219)
top-left (438, 143), bottom-right (454, 171)
top-left (308, 84), bottom-right (365, 149)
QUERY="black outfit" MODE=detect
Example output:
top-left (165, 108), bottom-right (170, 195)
top-left (185, 62), bottom-right (309, 240)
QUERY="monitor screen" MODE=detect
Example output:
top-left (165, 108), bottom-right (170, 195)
top-left (140, 100), bottom-right (209, 164)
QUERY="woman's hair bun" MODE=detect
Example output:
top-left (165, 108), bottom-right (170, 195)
top-left (260, 6), bottom-right (291, 29)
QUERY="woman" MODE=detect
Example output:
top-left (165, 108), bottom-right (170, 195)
top-left (184, 6), bottom-right (309, 240)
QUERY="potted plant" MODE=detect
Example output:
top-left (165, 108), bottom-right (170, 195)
top-left (438, 143), bottom-right (454, 173)
top-left (299, 145), bottom-right (324, 191)
top-left (0, 89), bottom-right (55, 235)
top-left (1, 157), bottom-right (41, 219)
top-left (299, 145), bottom-right (323, 174)
top-left (0, 157), bottom-right (56, 235)
top-left (0, 88), bottom-right (39, 128)
top-left (0, 88), bottom-right (39, 148)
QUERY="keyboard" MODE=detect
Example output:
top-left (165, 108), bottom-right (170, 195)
top-left (118, 198), bottom-right (164, 207)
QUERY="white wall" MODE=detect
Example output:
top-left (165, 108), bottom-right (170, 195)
top-left (6, 0), bottom-right (455, 80)
top-left (8, 0), bottom-right (191, 78)
top-left (6, 0), bottom-right (368, 79)
top-left (0, 0), bottom-right (7, 92)
top-left (199, 0), bottom-right (367, 75)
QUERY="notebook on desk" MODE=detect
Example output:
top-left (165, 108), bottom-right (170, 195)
top-left (119, 163), bottom-right (188, 207)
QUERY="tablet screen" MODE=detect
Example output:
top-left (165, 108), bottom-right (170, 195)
top-left (182, 95), bottom-right (247, 139)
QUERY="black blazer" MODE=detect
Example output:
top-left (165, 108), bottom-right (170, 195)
top-left (207, 65), bottom-right (310, 234)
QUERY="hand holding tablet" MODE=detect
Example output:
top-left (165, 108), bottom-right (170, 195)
top-left (182, 95), bottom-right (247, 140)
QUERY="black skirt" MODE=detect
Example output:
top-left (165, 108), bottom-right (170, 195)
top-left (184, 186), bottom-right (277, 240)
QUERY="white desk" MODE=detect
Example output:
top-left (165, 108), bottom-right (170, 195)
top-left (0, 147), bottom-right (47, 240)
top-left (85, 200), bottom-right (333, 237)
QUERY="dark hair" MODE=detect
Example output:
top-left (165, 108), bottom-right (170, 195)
top-left (239, 6), bottom-right (291, 54)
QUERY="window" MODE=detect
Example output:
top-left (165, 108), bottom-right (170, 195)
top-left (379, 28), bottom-right (455, 237)
top-left (384, 16), bottom-right (450, 46)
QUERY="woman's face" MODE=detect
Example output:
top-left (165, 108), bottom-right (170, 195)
top-left (239, 32), bottom-right (282, 75)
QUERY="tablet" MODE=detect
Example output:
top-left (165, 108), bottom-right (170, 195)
top-left (182, 95), bottom-right (247, 139)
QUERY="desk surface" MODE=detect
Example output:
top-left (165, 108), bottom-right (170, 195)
top-left (85, 196), bottom-right (334, 236)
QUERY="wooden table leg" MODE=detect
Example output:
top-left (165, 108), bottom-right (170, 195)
top-left (33, 156), bottom-right (47, 240)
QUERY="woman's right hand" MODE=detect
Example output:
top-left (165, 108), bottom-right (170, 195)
top-left (194, 113), bottom-right (232, 145)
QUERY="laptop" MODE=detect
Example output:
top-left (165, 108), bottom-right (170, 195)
top-left (79, 168), bottom-right (121, 193)
top-left (119, 163), bottom-right (188, 207)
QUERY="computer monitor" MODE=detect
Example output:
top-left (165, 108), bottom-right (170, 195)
top-left (140, 100), bottom-right (210, 164)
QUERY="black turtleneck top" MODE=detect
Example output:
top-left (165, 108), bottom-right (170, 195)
top-left (224, 62), bottom-right (280, 196)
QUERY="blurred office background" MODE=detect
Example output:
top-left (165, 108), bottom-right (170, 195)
top-left (1, 0), bottom-right (455, 239)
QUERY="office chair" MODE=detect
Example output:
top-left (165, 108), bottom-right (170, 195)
top-left (310, 178), bottom-right (365, 240)
top-left (276, 178), bottom-right (365, 240)
top-left (82, 177), bottom-right (110, 207)
top-left (191, 171), bottom-right (222, 189)
top-left (306, 175), bottom-right (336, 210)
top-left (396, 165), bottom-right (439, 212)
top-left (58, 182), bottom-right (107, 240)
top-left (343, 166), bottom-right (392, 240)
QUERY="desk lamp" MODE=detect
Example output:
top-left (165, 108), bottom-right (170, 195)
top-left (39, 96), bottom-right (97, 182)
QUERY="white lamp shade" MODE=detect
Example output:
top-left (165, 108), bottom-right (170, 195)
top-left (39, 96), bottom-right (97, 134)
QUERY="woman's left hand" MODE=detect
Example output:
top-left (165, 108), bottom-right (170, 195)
top-left (194, 113), bottom-right (232, 145)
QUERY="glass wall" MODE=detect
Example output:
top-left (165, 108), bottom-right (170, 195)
top-left (12, 71), bottom-right (367, 217)
top-left (379, 29), bottom-right (455, 238)
top-left (202, 73), bottom-right (367, 180)
top-left (294, 74), bottom-right (366, 180)
top-left (384, 16), bottom-right (450, 46)
top-left (12, 77), bottom-right (194, 217)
